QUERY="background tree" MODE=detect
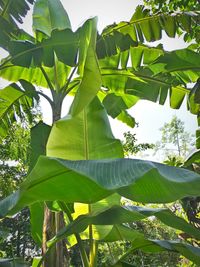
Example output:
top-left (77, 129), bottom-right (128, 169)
top-left (154, 115), bottom-right (195, 161)
top-left (0, 113), bottom-right (41, 261)
top-left (123, 130), bottom-right (155, 157)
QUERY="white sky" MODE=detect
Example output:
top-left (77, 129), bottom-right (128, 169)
top-left (0, 0), bottom-right (198, 160)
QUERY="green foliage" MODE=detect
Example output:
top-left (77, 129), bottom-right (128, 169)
top-left (0, 123), bottom-right (30, 198)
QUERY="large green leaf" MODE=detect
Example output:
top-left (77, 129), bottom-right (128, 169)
top-left (70, 18), bottom-right (102, 116)
top-left (47, 97), bottom-right (123, 160)
top-left (1, 156), bottom-right (200, 217)
top-left (101, 68), bottom-right (187, 108)
top-left (33, 0), bottom-right (71, 38)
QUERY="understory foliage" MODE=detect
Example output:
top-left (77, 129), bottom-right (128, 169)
top-left (0, 0), bottom-right (200, 266)
top-left (0, 119), bottom-right (41, 261)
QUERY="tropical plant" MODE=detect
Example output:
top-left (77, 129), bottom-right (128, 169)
top-left (0, 0), bottom-right (200, 266)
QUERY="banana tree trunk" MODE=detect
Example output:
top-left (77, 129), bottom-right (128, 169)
top-left (42, 96), bottom-right (69, 267)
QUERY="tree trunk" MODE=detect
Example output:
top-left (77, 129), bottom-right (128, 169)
top-left (42, 95), bottom-right (69, 266)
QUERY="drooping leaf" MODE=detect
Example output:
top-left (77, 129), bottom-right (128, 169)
top-left (103, 93), bottom-right (128, 118)
top-left (151, 49), bottom-right (200, 75)
top-left (1, 156), bottom-right (200, 218)
top-left (98, 46), bottom-right (200, 116)
top-left (117, 110), bottom-right (136, 128)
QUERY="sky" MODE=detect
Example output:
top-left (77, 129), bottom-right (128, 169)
top-left (0, 0), bottom-right (198, 160)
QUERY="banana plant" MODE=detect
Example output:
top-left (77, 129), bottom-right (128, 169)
top-left (0, 0), bottom-right (200, 266)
